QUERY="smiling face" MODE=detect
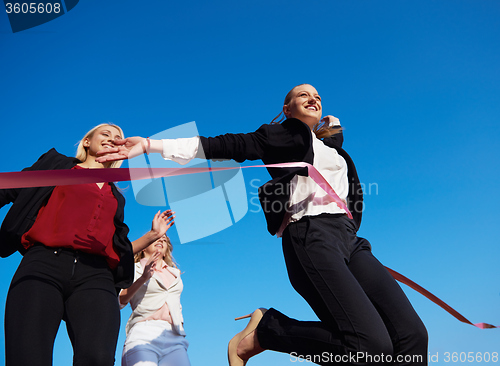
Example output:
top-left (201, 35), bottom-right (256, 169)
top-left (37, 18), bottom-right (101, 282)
top-left (82, 125), bottom-right (123, 157)
top-left (283, 84), bottom-right (322, 129)
top-left (143, 235), bottom-right (170, 259)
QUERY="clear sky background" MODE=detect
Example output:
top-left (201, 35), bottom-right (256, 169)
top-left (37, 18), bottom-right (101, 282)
top-left (1, 0), bottom-right (499, 365)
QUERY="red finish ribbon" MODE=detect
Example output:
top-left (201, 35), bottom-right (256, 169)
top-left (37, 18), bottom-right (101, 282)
top-left (0, 162), bottom-right (352, 219)
top-left (0, 163), bottom-right (497, 329)
top-left (385, 267), bottom-right (498, 329)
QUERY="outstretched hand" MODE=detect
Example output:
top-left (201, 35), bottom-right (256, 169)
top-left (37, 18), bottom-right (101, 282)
top-left (151, 209), bottom-right (175, 239)
top-left (96, 136), bottom-right (146, 163)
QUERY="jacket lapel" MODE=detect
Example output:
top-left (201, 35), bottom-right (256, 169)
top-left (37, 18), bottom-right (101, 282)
top-left (152, 266), bottom-right (180, 290)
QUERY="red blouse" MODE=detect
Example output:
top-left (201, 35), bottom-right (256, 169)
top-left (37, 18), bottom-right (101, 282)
top-left (21, 165), bottom-right (121, 269)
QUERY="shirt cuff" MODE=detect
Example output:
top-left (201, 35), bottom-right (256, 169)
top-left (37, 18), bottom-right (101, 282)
top-left (161, 136), bottom-right (200, 165)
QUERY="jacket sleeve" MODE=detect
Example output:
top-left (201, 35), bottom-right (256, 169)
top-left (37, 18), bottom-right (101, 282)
top-left (0, 149), bottom-right (61, 208)
top-left (0, 187), bottom-right (20, 209)
top-left (198, 124), bottom-right (271, 163)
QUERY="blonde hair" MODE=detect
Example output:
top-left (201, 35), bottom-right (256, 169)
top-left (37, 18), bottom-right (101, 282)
top-left (134, 236), bottom-right (178, 269)
top-left (75, 123), bottom-right (125, 168)
top-left (271, 84), bottom-right (342, 139)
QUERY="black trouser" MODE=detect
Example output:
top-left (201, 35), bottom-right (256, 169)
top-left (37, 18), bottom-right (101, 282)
top-left (5, 244), bottom-right (120, 366)
top-left (257, 214), bottom-right (428, 365)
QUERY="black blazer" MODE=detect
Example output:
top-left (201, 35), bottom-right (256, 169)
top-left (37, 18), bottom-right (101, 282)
top-left (199, 118), bottom-right (363, 235)
top-left (0, 148), bottom-right (134, 290)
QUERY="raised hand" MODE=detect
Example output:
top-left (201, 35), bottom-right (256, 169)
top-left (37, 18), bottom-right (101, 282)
top-left (321, 115), bottom-right (340, 127)
top-left (151, 210), bottom-right (175, 239)
top-left (141, 250), bottom-right (161, 280)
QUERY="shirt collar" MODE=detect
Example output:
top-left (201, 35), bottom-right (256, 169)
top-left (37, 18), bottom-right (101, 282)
top-left (139, 257), bottom-right (168, 270)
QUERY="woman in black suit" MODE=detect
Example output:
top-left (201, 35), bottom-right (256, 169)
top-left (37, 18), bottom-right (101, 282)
top-left (98, 84), bottom-right (428, 366)
top-left (0, 123), bottom-right (174, 366)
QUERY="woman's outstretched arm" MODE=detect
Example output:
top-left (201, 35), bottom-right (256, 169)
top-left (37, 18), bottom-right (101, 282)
top-left (96, 136), bottom-right (200, 164)
top-left (96, 124), bottom-right (271, 164)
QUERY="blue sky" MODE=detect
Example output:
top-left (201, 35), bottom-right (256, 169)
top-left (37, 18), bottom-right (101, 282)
top-left (1, 0), bottom-right (500, 365)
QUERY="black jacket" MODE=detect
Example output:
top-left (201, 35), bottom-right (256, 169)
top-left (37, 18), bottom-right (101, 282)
top-left (0, 148), bottom-right (134, 289)
top-left (199, 118), bottom-right (363, 235)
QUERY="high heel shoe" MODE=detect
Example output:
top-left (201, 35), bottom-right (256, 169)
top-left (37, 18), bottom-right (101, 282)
top-left (228, 308), bottom-right (267, 366)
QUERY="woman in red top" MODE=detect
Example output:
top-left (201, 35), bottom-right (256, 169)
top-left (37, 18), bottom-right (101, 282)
top-left (0, 124), bottom-right (174, 366)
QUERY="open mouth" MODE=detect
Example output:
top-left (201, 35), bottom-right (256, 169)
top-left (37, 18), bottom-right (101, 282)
top-left (306, 105), bottom-right (318, 111)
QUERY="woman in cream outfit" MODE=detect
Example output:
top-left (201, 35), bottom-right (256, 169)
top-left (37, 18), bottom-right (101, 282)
top-left (120, 234), bottom-right (190, 366)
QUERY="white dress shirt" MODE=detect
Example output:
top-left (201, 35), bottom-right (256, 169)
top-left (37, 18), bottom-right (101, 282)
top-left (159, 129), bottom-right (349, 237)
